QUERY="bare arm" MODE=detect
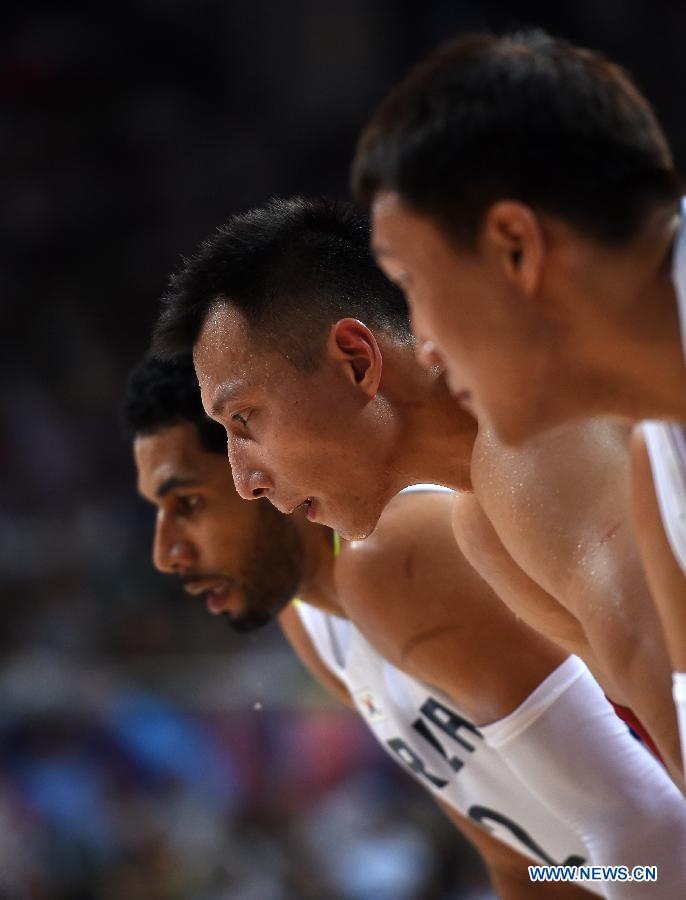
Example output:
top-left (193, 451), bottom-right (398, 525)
top-left (470, 421), bottom-right (681, 780)
top-left (451, 491), bottom-right (589, 658)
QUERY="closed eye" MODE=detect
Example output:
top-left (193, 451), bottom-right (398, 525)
top-left (232, 411), bottom-right (250, 427)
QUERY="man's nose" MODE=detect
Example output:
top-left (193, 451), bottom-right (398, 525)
top-left (226, 439), bottom-right (275, 500)
top-left (410, 308), bottom-right (444, 371)
top-left (153, 515), bottom-right (195, 573)
top-left (415, 338), bottom-right (446, 372)
top-left (232, 466), bottom-right (274, 500)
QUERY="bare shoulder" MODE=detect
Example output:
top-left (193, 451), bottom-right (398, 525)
top-left (451, 490), bottom-right (588, 652)
top-left (334, 489), bottom-right (487, 650)
top-left (474, 417), bottom-right (631, 478)
top-left (472, 419), bottom-right (635, 590)
top-left (334, 489), bottom-right (566, 724)
top-left (475, 417), bottom-right (630, 509)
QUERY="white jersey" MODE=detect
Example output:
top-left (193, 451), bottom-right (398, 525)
top-left (643, 421), bottom-right (686, 574)
top-left (643, 202), bottom-right (686, 778)
top-left (643, 199), bottom-right (686, 575)
top-left (294, 599), bottom-right (601, 889)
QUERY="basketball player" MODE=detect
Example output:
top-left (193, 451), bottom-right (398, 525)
top-left (351, 30), bottom-right (686, 776)
top-left (126, 353), bottom-right (686, 898)
top-left (152, 198), bottom-right (681, 779)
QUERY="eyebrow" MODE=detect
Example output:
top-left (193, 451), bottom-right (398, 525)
top-left (155, 476), bottom-right (200, 499)
top-left (209, 381), bottom-right (246, 418)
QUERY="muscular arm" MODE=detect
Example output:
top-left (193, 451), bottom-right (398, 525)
top-left (470, 421), bottom-right (681, 780)
top-left (451, 491), bottom-right (589, 659)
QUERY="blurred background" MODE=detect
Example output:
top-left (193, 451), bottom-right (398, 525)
top-left (3, 2), bottom-right (686, 897)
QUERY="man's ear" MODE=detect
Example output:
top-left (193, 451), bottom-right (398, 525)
top-left (326, 318), bottom-right (382, 399)
top-left (482, 201), bottom-right (545, 297)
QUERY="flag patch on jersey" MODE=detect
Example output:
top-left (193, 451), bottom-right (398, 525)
top-left (354, 688), bottom-right (386, 723)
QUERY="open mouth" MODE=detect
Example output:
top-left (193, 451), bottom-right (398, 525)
top-left (294, 497), bottom-right (317, 521)
top-left (183, 579), bottom-right (237, 615)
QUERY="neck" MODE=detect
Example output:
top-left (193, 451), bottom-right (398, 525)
top-left (379, 342), bottom-right (477, 492)
top-left (622, 212), bottom-right (686, 420)
top-left (563, 202), bottom-right (686, 422)
top-left (293, 514), bottom-right (346, 617)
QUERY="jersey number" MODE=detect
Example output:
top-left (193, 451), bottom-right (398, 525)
top-left (387, 697), bottom-right (586, 867)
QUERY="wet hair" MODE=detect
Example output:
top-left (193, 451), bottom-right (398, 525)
top-left (153, 196), bottom-right (411, 367)
top-left (353, 29), bottom-right (681, 246)
top-left (124, 353), bottom-right (226, 454)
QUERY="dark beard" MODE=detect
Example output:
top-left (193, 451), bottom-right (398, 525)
top-left (225, 501), bottom-right (305, 633)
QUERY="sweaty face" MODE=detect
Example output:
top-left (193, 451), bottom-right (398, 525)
top-left (371, 191), bottom-right (551, 444)
top-left (135, 421), bottom-right (303, 632)
top-left (193, 304), bottom-right (396, 540)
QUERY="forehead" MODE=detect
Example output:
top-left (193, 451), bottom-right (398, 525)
top-left (371, 190), bottom-right (406, 245)
top-left (194, 303), bottom-right (301, 413)
top-left (195, 305), bottom-right (265, 383)
top-left (134, 422), bottom-right (212, 485)
top-left (371, 189), bottom-right (406, 224)
top-left (371, 191), bottom-right (444, 261)
top-left (133, 422), bottom-right (200, 471)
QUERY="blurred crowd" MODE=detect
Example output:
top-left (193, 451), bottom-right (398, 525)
top-left (4, 1), bottom-right (686, 897)
top-left (0, 700), bottom-right (488, 899)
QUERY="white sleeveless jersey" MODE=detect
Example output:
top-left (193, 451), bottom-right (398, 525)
top-left (295, 482), bottom-right (600, 896)
top-left (643, 205), bottom-right (686, 777)
top-left (643, 199), bottom-right (686, 575)
top-left (295, 601), bottom-right (602, 887)
top-left (643, 421), bottom-right (686, 575)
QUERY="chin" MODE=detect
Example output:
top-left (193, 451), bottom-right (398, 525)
top-left (486, 400), bottom-right (552, 447)
top-left (338, 524), bottom-right (374, 542)
top-left (334, 505), bottom-right (384, 542)
top-left (227, 614), bottom-right (272, 634)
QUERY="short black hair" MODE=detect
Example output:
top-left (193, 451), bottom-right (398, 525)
top-left (153, 196), bottom-right (410, 366)
top-left (353, 29), bottom-right (681, 246)
top-left (124, 353), bottom-right (226, 454)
